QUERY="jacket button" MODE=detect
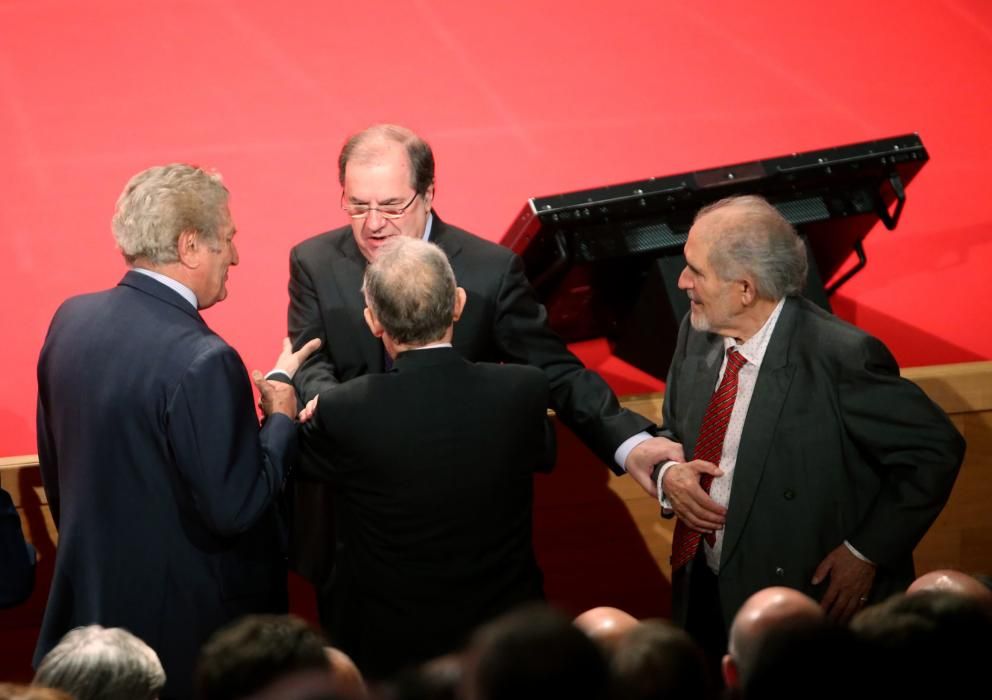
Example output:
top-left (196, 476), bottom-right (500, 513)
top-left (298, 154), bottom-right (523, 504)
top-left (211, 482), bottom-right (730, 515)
top-left (783, 489), bottom-right (795, 500)
top-left (775, 567), bottom-right (785, 577)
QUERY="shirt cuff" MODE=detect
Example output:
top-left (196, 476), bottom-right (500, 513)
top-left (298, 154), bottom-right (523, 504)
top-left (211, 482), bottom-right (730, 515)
top-left (656, 461), bottom-right (679, 516)
top-left (844, 540), bottom-right (875, 565)
top-left (265, 369), bottom-right (292, 381)
top-left (614, 431), bottom-right (653, 472)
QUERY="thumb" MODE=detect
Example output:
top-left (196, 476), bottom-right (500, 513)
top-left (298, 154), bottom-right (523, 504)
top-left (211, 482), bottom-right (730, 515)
top-left (694, 460), bottom-right (724, 478)
top-left (295, 337), bottom-right (322, 362)
top-left (252, 370), bottom-right (271, 398)
top-left (281, 337), bottom-right (293, 355)
top-left (811, 556), bottom-right (832, 585)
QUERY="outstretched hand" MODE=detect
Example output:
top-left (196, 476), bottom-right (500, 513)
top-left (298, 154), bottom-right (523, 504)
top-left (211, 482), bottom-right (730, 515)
top-left (252, 370), bottom-right (298, 419)
top-left (272, 337), bottom-right (322, 379)
top-left (625, 436), bottom-right (686, 496)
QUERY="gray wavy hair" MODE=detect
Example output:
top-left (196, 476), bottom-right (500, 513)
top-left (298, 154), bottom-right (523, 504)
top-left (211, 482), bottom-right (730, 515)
top-left (696, 195), bottom-right (808, 300)
top-left (112, 163), bottom-right (229, 265)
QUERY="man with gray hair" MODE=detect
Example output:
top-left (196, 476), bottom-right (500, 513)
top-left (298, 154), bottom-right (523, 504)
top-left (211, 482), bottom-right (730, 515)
top-left (34, 625), bottom-right (166, 700)
top-left (34, 164), bottom-right (319, 698)
top-left (299, 236), bottom-right (555, 680)
top-left (652, 194), bottom-right (964, 661)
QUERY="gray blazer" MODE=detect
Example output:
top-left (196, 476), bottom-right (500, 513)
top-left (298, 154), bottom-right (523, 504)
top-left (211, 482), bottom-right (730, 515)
top-left (661, 296), bottom-right (964, 625)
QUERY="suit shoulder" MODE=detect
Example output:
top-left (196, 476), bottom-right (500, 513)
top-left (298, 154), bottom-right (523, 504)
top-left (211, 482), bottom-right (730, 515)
top-left (291, 225), bottom-right (351, 259)
top-left (474, 361), bottom-right (548, 391)
top-left (440, 223), bottom-right (515, 263)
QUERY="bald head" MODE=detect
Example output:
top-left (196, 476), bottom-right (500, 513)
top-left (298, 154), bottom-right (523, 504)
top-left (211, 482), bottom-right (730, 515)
top-left (908, 569), bottom-right (992, 607)
top-left (573, 607), bottom-right (639, 653)
top-left (724, 587), bottom-right (824, 688)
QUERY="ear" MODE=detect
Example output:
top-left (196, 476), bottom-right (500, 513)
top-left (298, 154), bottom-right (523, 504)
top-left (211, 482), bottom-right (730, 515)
top-left (423, 183), bottom-right (435, 212)
top-left (722, 654), bottom-right (739, 689)
top-left (739, 277), bottom-right (757, 306)
top-left (177, 230), bottom-right (201, 268)
top-left (363, 306), bottom-right (384, 338)
top-left (452, 287), bottom-right (467, 322)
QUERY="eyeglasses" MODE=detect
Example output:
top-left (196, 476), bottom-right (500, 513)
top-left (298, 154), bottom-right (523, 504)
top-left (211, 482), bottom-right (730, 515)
top-left (341, 192), bottom-right (420, 220)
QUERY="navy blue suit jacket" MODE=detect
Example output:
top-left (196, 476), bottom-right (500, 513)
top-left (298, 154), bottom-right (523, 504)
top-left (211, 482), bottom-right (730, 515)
top-left (35, 271), bottom-right (296, 699)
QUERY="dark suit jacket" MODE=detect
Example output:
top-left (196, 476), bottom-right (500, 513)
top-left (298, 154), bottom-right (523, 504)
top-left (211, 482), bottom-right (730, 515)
top-left (1, 487), bottom-right (36, 608)
top-left (661, 296), bottom-right (965, 626)
top-left (287, 216), bottom-right (652, 582)
top-left (35, 271), bottom-right (296, 699)
top-left (300, 347), bottom-right (554, 679)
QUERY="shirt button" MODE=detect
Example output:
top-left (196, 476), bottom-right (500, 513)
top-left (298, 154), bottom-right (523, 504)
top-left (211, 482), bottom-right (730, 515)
top-left (783, 489), bottom-right (795, 500)
top-left (775, 567), bottom-right (785, 577)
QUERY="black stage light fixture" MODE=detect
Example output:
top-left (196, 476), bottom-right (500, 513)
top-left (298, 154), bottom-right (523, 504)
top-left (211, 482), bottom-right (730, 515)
top-left (501, 134), bottom-right (929, 380)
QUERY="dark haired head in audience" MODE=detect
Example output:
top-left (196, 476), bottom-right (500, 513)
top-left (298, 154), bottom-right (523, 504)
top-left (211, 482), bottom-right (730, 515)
top-left (0, 684), bottom-right (71, 700)
top-left (195, 614), bottom-right (334, 700)
top-left (610, 619), bottom-right (716, 700)
top-left (573, 606), bottom-right (640, 656)
top-left (463, 604), bottom-right (610, 700)
top-left (852, 590), bottom-right (992, 697)
top-left (389, 654), bottom-right (463, 700)
top-left (33, 625), bottom-right (165, 700)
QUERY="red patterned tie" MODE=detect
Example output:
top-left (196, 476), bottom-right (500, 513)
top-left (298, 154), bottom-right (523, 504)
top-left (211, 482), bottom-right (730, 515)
top-left (670, 347), bottom-right (747, 571)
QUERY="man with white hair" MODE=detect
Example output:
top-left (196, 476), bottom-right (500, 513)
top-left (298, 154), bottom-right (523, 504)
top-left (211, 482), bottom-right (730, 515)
top-left (34, 164), bottom-right (319, 698)
top-left (34, 625), bottom-right (165, 700)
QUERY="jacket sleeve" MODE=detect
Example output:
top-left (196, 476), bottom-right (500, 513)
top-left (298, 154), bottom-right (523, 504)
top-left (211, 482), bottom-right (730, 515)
top-left (288, 245), bottom-right (342, 402)
top-left (166, 342), bottom-right (297, 537)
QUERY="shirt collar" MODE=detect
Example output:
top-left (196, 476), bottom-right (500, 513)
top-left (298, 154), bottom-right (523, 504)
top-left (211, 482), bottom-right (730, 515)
top-left (423, 212), bottom-right (434, 241)
top-left (131, 267), bottom-right (198, 310)
top-left (724, 297), bottom-right (786, 368)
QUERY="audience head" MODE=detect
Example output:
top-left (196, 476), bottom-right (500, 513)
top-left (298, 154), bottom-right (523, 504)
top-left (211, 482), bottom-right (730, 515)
top-left (391, 654), bottom-right (463, 700)
top-left (362, 237), bottom-right (465, 351)
top-left (463, 604), bottom-right (610, 700)
top-left (681, 195), bottom-right (807, 337)
top-left (907, 568), bottom-right (992, 609)
top-left (195, 614), bottom-right (333, 700)
top-left (852, 590), bottom-right (992, 696)
top-left (338, 124), bottom-right (435, 262)
top-left (0, 685), bottom-right (71, 700)
top-left (33, 625), bottom-right (166, 700)
top-left (573, 606), bottom-right (639, 655)
top-left (723, 586), bottom-right (823, 690)
top-left (324, 646), bottom-right (367, 700)
top-left (610, 619), bottom-right (716, 700)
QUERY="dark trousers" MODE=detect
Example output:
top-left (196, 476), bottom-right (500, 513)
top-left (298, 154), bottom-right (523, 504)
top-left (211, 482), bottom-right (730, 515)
top-left (685, 548), bottom-right (728, 679)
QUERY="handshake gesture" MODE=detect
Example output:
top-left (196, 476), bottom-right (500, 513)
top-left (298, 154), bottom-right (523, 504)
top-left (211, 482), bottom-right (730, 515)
top-left (251, 338), bottom-right (322, 419)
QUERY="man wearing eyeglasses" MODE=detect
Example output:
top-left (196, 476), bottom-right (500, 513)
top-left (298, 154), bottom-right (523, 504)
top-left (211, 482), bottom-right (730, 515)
top-left (283, 124), bottom-right (684, 618)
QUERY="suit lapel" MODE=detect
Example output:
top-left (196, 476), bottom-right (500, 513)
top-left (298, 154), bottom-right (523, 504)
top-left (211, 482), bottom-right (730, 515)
top-left (428, 214), bottom-right (464, 264)
top-left (720, 298), bottom-right (799, 567)
top-left (332, 234), bottom-right (386, 372)
top-left (683, 338), bottom-right (724, 459)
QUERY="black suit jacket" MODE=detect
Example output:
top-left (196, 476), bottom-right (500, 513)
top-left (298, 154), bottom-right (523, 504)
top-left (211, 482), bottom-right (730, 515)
top-left (287, 216), bottom-right (653, 582)
top-left (301, 347), bottom-right (554, 679)
top-left (35, 271), bottom-right (296, 699)
top-left (661, 297), bottom-right (965, 626)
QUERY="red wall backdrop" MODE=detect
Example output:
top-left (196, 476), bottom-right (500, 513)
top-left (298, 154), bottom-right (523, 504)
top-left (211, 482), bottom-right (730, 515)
top-left (2, 0), bottom-right (990, 456)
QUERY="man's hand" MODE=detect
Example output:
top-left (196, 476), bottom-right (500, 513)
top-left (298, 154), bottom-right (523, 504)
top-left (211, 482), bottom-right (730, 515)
top-left (661, 460), bottom-right (727, 533)
top-left (252, 370), bottom-right (298, 418)
top-left (298, 395), bottom-right (319, 423)
top-left (272, 337), bottom-right (322, 379)
top-left (812, 544), bottom-right (876, 622)
top-left (625, 437), bottom-right (686, 496)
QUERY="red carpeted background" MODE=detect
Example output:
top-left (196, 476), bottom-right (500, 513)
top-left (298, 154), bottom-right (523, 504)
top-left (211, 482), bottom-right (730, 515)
top-left (1, 0), bottom-right (990, 452)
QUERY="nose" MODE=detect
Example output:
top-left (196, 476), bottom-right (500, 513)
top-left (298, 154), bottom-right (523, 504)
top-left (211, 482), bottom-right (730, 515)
top-left (230, 240), bottom-right (239, 266)
top-left (678, 266), bottom-right (691, 290)
top-left (364, 208), bottom-right (387, 232)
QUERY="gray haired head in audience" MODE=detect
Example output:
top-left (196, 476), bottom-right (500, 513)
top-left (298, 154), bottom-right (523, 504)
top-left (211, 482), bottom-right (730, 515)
top-left (33, 625), bottom-right (165, 700)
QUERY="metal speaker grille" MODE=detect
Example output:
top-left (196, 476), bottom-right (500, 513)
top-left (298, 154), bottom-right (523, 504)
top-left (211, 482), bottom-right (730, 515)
top-left (775, 197), bottom-right (830, 225)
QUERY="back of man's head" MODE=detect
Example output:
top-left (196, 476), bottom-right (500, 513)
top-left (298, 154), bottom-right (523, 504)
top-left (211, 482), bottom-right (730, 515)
top-left (33, 625), bottom-right (165, 700)
top-left (195, 614), bottom-right (332, 700)
top-left (112, 163), bottom-right (229, 266)
top-left (907, 568), bottom-right (992, 610)
top-left (724, 586), bottom-right (823, 690)
top-left (610, 619), bottom-right (716, 700)
top-left (363, 237), bottom-right (458, 347)
top-left (694, 194), bottom-right (807, 301)
top-left (852, 590), bottom-right (992, 696)
top-left (464, 604), bottom-right (610, 700)
top-left (573, 606), bottom-right (639, 655)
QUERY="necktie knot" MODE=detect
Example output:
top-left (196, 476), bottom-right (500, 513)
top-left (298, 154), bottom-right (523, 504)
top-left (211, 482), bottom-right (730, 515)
top-left (726, 347), bottom-right (747, 376)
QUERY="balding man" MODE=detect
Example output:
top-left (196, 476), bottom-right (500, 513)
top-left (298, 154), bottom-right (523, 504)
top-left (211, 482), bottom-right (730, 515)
top-left (573, 607), bottom-right (639, 654)
top-left (653, 195), bottom-right (964, 660)
top-left (299, 237), bottom-right (555, 679)
top-left (722, 587), bottom-right (823, 690)
top-left (908, 569), bottom-right (992, 608)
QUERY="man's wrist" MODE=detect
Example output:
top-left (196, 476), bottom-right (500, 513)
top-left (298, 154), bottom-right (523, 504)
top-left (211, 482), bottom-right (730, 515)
top-left (615, 432), bottom-right (653, 471)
